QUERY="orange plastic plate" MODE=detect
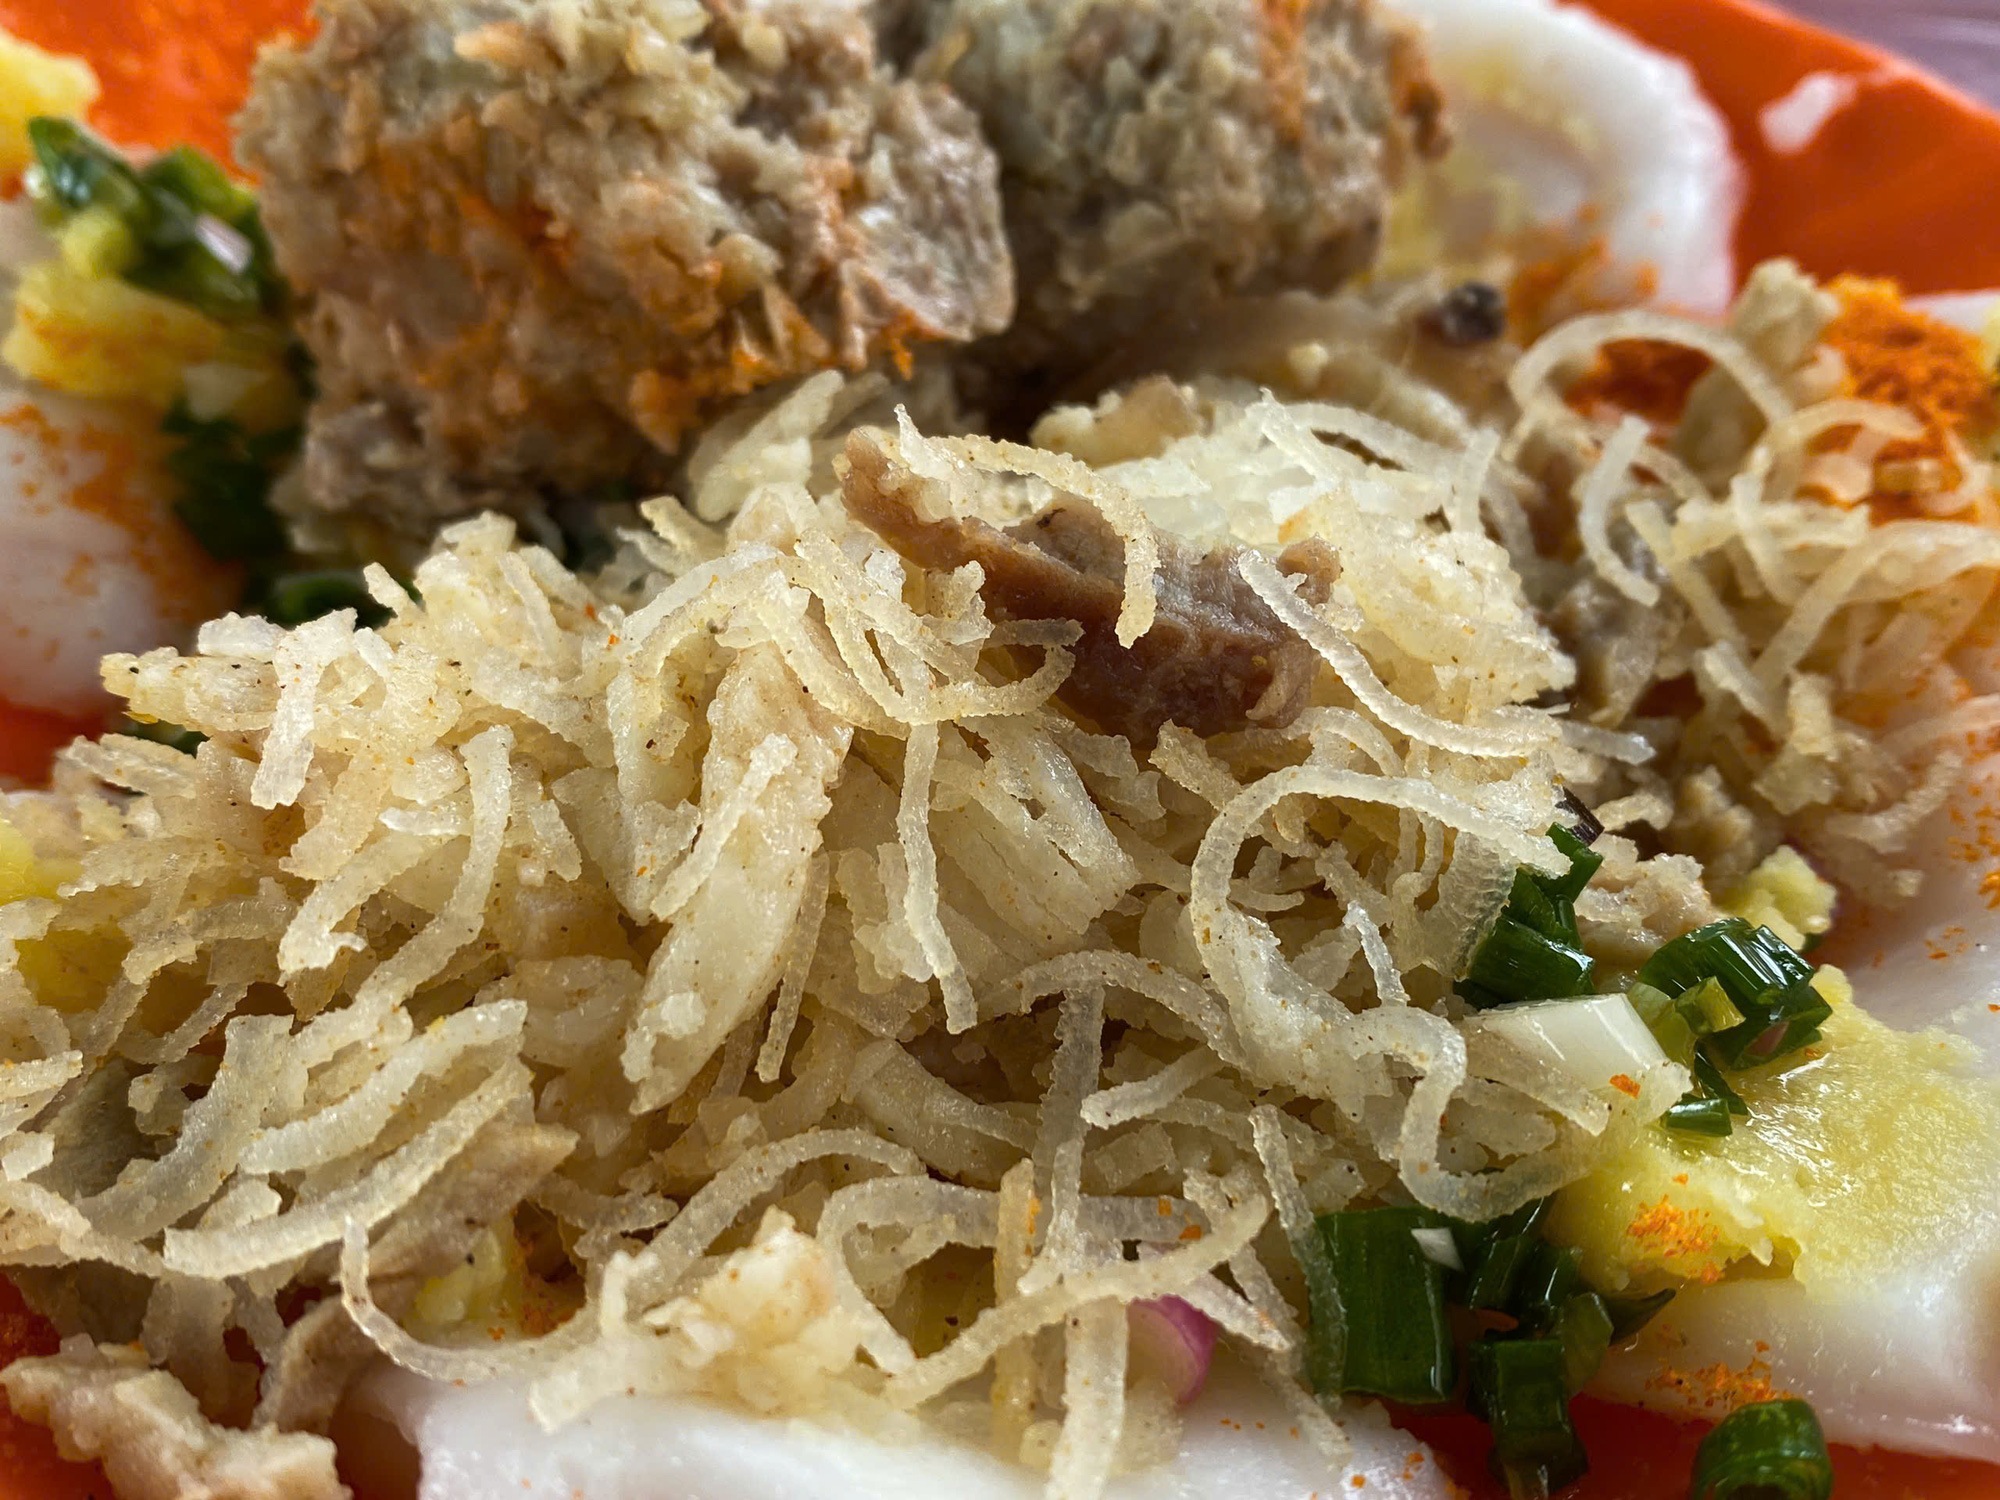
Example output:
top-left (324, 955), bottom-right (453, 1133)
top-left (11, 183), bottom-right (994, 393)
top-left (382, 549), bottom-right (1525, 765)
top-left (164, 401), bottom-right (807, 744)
top-left (2, 2), bottom-right (1999, 1498)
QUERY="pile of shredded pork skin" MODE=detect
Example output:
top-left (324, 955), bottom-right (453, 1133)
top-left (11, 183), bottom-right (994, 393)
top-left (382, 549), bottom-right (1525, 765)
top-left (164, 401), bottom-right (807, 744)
top-left (3, 264), bottom-right (2000, 1500)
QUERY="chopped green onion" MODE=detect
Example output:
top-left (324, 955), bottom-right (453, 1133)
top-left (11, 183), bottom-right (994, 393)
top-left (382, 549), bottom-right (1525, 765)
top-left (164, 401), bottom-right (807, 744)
top-left (58, 205), bottom-right (140, 278)
top-left (26, 118), bottom-right (286, 322)
top-left (1685, 979), bottom-right (1746, 1036)
top-left (120, 719), bottom-right (205, 756)
top-left (1662, 1093), bottom-right (1735, 1137)
top-left (1707, 984), bottom-right (1832, 1071)
top-left (1511, 1241), bottom-right (1585, 1336)
top-left (1460, 821), bottom-right (1605, 1007)
top-left (1628, 983), bottom-right (1675, 1026)
top-left (161, 404), bottom-right (295, 562)
top-left (1541, 826), bottom-right (1604, 903)
top-left (1664, 1049), bottom-right (1750, 1138)
top-left (26, 117), bottom-right (149, 226)
top-left (554, 487), bottom-right (633, 573)
top-left (127, 244), bottom-right (270, 321)
top-left (1465, 1231), bottom-right (1542, 1310)
top-left (1639, 920), bottom-right (1803, 1013)
top-left (1688, 1051), bottom-right (1750, 1117)
top-left (1313, 1207), bottom-right (1456, 1404)
top-left (1552, 1293), bottom-right (1613, 1394)
top-left (1604, 1288), bottom-right (1676, 1344)
top-left (1456, 1199), bottom-right (1550, 1312)
top-left (256, 570), bottom-right (389, 629)
top-left (1506, 868), bottom-right (1572, 941)
top-left (1640, 920), bottom-right (1829, 1075)
top-left (1296, 1220), bottom-right (1347, 1398)
top-left (1463, 917), bottom-right (1596, 1008)
top-left (141, 145), bottom-right (260, 225)
top-left (1468, 1337), bottom-right (1589, 1499)
top-left (1689, 1399), bottom-right (1833, 1500)
top-left (1633, 982), bottom-right (1701, 1068)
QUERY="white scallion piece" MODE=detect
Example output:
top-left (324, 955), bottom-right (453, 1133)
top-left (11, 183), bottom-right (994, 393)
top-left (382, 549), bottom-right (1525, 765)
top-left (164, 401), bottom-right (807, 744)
top-left (1410, 1226), bottom-right (1463, 1272)
top-left (1466, 993), bottom-right (1670, 1100)
top-left (193, 212), bottom-right (255, 275)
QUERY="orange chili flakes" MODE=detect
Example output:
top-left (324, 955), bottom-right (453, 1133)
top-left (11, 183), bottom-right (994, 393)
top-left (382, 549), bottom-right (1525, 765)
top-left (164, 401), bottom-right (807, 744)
top-left (1645, 1356), bottom-right (1786, 1416)
top-left (1624, 1195), bottom-right (1723, 1276)
top-left (1565, 339), bottom-right (1714, 428)
top-left (1819, 275), bottom-right (1998, 515)
top-left (1510, 235), bottom-right (1612, 341)
top-left (1508, 227), bottom-right (1660, 344)
top-left (1257, 0), bottom-right (1312, 146)
top-left (0, 402), bottom-right (240, 625)
top-left (1608, 1072), bottom-right (1643, 1099)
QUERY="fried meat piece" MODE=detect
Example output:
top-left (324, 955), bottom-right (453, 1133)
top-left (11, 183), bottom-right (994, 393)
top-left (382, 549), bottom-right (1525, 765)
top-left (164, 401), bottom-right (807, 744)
top-left (843, 427), bottom-right (1340, 746)
top-left (892, 0), bottom-right (1448, 408)
top-left (238, 0), bottom-right (1015, 534)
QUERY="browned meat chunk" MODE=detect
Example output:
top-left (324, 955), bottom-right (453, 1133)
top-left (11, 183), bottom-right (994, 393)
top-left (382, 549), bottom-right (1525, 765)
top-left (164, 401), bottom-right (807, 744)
top-left (240, 0), bottom-right (1443, 540)
top-left (893, 0), bottom-right (1448, 407)
top-left (238, 0), bottom-right (1016, 536)
top-left (842, 428), bottom-right (1339, 745)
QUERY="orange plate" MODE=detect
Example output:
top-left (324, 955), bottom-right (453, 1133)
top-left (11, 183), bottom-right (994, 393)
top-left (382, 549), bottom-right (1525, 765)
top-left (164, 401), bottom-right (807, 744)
top-left (1587, 0), bottom-right (2000, 294)
top-left (3, 2), bottom-right (2000, 1499)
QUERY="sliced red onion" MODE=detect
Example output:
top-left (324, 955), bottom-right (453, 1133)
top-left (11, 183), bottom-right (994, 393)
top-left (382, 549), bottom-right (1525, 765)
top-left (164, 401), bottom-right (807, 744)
top-left (1746, 1021), bottom-right (1791, 1061)
top-left (1126, 1295), bottom-right (1217, 1405)
top-left (193, 212), bottom-right (255, 275)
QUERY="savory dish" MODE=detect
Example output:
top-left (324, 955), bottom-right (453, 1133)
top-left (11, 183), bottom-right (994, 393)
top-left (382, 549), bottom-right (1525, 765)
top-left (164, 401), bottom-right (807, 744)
top-left (1, 3), bottom-right (1998, 1499)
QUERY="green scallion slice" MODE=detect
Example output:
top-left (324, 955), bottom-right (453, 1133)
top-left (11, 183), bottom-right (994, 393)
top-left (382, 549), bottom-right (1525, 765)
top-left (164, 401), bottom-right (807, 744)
top-left (119, 718), bottom-right (206, 756)
top-left (256, 569), bottom-right (389, 629)
top-left (1630, 982), bottom-right (1692, 1055)
top-left (1541, 826), bottom-right (1604, 903)
top-left (1465, 1229), bottom-right (1542, 1311)
top-left (1468, 1337), bottom-right (1589, 1499)
top-left (1688, 1051), bottom-right (1750, 1117)
top-left (1604, 1288), bottom-right (1676, 1344)
top-left (1552, 1293), bottom-right (1614, 1394)
top-left (1637, 920), bottom-right (1779, 1001)
top-left (26, 118), bottom-right (287, 323)
top-left (1684, 979), bottom-right (1746, 1036)
top-left (1689, 1398), bottom-right (1833, 1500)
top-left (1312, 1207), bottom-right (1456, 1404)
top-left (25, 117), bottom-right (149, 226)
top-left (140, 145), bottom-right (260, 226)
top-left (1463, 917), bottom-right (1596, 1008)
top-left (1450, 1198), bottom-right (1550, 1311)
top-left (1662, 1093), bottom-right (1735, 1137)
top-left (1460, 819), bottom-right (1606, 1007)
top-left (1297, 1218), bottom-right (1347, 1398)
top-left (1705, 984), bottom-right (1832, 1071)
top-left (161, 406), bottom-right (295, 562)
top-left (1506, 868), bottom-right (1573, 942)
top-left (1512, 1241), bottom-right (1585, 1336)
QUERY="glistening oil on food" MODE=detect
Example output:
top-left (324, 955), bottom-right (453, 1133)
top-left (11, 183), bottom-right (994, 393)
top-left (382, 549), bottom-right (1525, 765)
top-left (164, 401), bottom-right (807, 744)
top-left (0, 2), bottom-right (1997, 1499)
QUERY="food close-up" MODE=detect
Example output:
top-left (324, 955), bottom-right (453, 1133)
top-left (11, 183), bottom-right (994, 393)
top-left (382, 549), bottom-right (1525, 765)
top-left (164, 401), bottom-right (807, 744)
top-left (3, 1), bottom-right (2000, 1498)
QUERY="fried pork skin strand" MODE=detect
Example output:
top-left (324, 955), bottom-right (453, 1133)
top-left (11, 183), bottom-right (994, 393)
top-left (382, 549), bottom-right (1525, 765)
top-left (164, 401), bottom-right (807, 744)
top-left (237, 0), bottom-right (1014, 537)
top-left (890, 0), bottom-right (1448, 408)
top-left (842, 427), bottom-right (1340, 745)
